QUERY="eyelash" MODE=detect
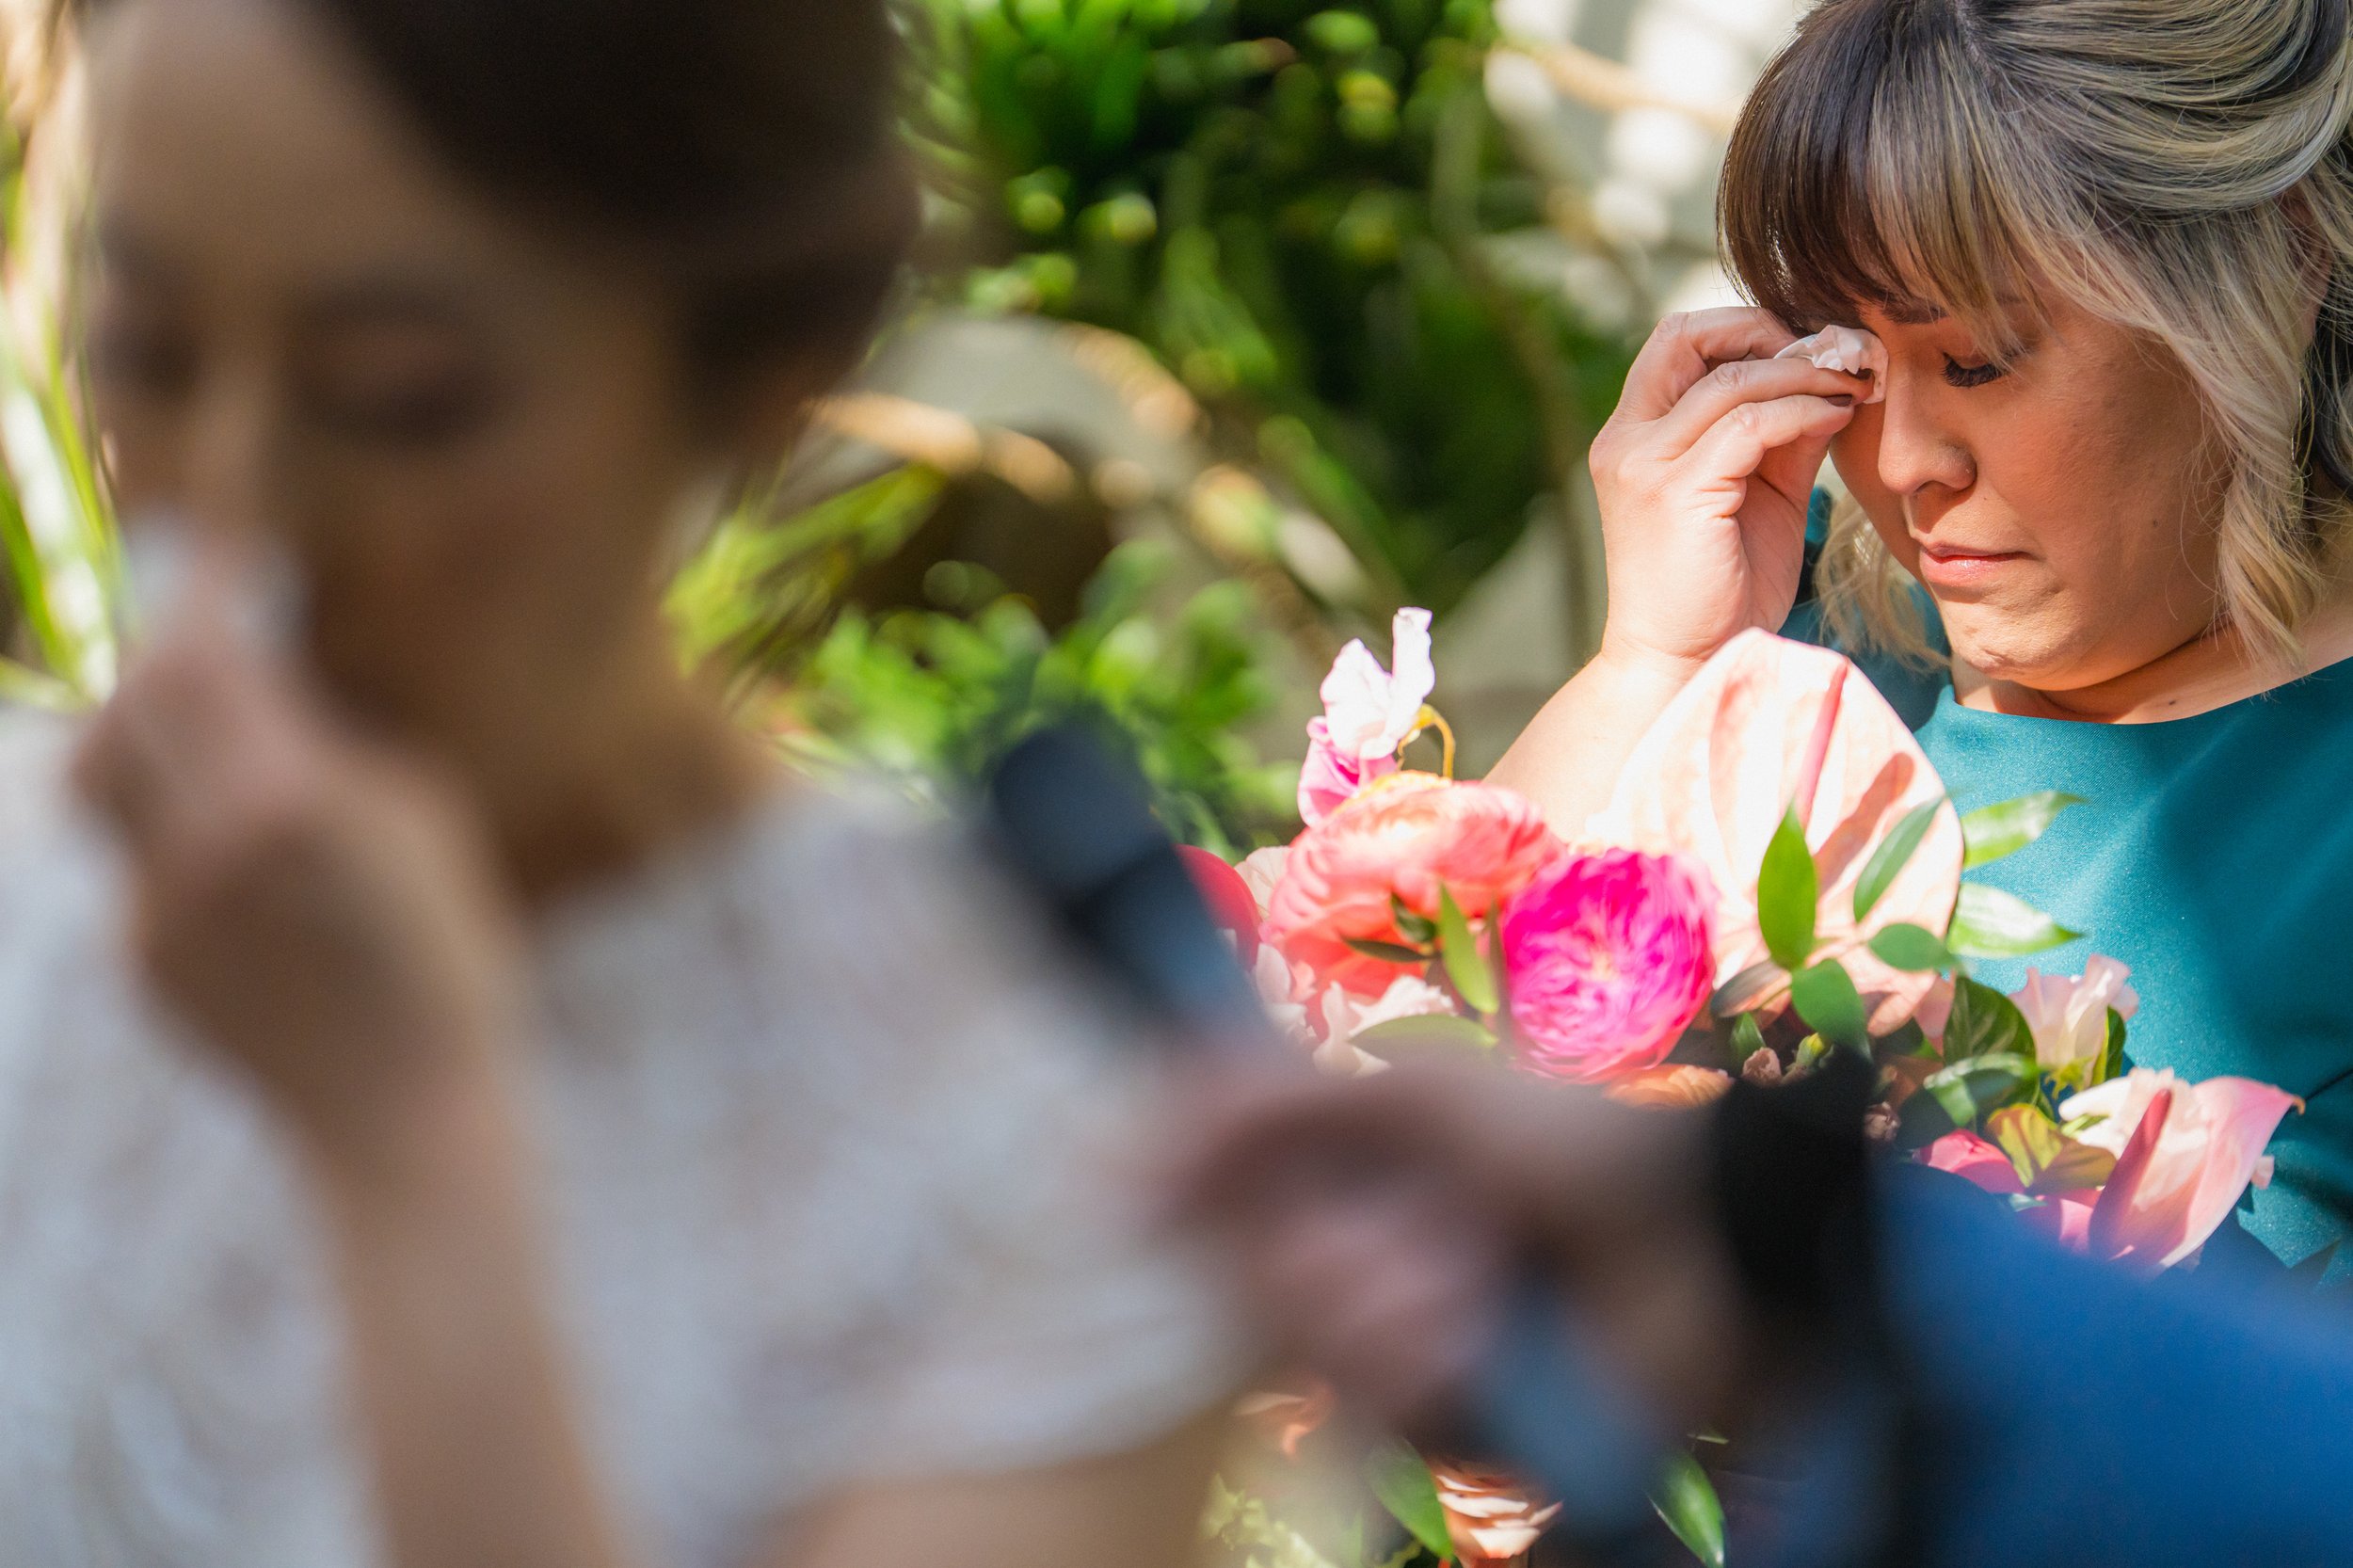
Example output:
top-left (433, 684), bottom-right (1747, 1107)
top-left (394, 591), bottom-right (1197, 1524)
top-left (1943, 355), bottom-right (2004, 390)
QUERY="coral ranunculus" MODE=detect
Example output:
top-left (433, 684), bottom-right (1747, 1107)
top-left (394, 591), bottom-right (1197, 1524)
top-left (1265, 774), bottom-right (1559, 999)
top-left (1498, 849), bottom-right (1716, 1084)
top-left (1428, 1459), bottom-right (1562, 1566)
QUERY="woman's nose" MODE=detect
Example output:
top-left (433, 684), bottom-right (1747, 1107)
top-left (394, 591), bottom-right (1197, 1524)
top-left (1868, 374), bottom-right (1977, 499)
top-left (175, 361), bottom-right (286, 546)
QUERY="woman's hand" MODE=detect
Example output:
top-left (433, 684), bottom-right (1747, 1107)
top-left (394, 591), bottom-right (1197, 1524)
top-left (74, 549), bottom-right (525, 1174)
top-left (1589, 307), bottom-right (1866, 679)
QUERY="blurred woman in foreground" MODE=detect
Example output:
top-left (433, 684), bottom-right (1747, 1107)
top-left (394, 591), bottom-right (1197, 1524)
top-left (0, 1), bottom-right (1240, 1564)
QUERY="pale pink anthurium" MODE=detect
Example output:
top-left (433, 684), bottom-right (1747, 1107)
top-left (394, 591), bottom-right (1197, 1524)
top-left (2061, 1069), bottom-right (2302, 1273)
top-left (1299, 608), bottom-right (1436, 826)
top-left (1591, 630), bottom-right (1964, 1035)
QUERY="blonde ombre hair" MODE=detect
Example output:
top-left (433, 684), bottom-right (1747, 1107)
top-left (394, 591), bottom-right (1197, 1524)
top-left (1721, 0), bottom-right (2353, 671)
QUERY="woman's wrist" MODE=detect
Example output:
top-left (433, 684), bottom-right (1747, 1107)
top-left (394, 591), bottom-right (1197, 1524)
top-left (299, 1042), bottom-right (530, 1222)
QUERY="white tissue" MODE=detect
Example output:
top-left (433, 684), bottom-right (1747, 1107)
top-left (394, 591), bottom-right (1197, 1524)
top-left (1775, 325), bottom-right (1888, 404)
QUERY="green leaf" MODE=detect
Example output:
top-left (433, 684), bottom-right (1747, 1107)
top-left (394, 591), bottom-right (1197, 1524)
top-left (1961, 792), bottom-right (2085, 870)
top-left (1345, 936), bottom-right (1430, 966)
top-left (1363, 1440), bottom-right (1453, 1561)
top-left (1947, 883), bottom-right (2081, 959)
top-left (1728, 1011), bottom-right (1768, 1064)
top-left (1436, 886), bottom-right (1499, 1015)
top-left (1651, 1451), bottom-right (1726, 1568)
top-left (1925, 1052), bottom-right (2035, 1128)
top-left (1757, 807), bottom-right (1819, 971)
top-left (1389, 895), bottom-right (1437, 947)
top-left (1987, 1105), bottom-right (2115, 1195)
top-left (1944, 977), bottom-right (2035, 1062)
top-left (2093, 1006), bottom-right (2128, 1088)
top-left (1790, 960), bottom-right (1868, 1049)
top-left (1853, 798), bottom-right (1944, 922)
top-left (1868, 922), bottom-right (1953, 973)
top-left (1352, 1013), bottom-right (1497, 1060)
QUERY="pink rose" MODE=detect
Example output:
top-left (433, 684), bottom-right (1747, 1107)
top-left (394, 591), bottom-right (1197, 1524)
top-left (1498, 849), bottom-right (1716, 1084)
top-left (1298, 608), bottom-right (1434, 826)
top-left (2061, 1069), bottom-right (2302, 1274)
top-left (1267, 774), bottom-right (1559, 999)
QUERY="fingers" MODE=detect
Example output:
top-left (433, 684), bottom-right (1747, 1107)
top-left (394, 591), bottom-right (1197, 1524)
top-left (1645, 355), bottom-right (1870, 460)
top-left (1680, 393), bottom-right (1857, 488)
top-left (1616, 307), bottom-right (1806, 424)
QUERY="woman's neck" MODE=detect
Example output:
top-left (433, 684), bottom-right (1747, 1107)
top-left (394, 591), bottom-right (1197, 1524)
top-left (1954, 576), bottom-right (2353, 723)
top-left (407, 642), bottom-right (778, 910)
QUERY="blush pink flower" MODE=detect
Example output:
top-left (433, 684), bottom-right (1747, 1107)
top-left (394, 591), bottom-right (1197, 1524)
top-left (2060, 1069), bottom-right (2302, 1274)
top-left (1267, 774), bottom-right (1559, 999)
top-left (2012, 956), bottom-right (2137, 1080)
top-left (1298, 608), bottom-right (1434, 826)
top-left (1497, 849), bottom-right (1716, 1084)
top-left (1606, 1064), bottom-right (1734, 1111)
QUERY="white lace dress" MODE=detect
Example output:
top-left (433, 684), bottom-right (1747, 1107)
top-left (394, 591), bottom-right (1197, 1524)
top-left (0, 716), bottom-right (1243, 1568)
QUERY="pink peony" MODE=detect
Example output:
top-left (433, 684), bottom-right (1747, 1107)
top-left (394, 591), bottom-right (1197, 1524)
top-left (1298, 608), bottom-right (1434, 826)
top-left (2061, 1069), bottom-right (2302, 1274)
top-left (1497, 849), bottom-right (1716, 1084)
top-left (1267, 774), bottom-right (1559, 999)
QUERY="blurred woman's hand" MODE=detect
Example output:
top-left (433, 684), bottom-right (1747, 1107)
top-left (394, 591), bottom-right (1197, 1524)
top-left (1588, 307), bottom-right (1866, 680)
top-left (74, 552), bottom-right (525, 1173)
top-left (1174, 1063), bottom-right (1753, 1445)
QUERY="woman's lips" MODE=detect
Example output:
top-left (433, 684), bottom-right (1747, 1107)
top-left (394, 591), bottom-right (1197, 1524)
top-left (1915, 542), bottom-right (2029, 588)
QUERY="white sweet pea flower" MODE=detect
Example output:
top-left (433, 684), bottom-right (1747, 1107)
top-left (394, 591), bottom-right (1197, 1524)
top-left (1319, 607), bottom-right (1435, 760)
top-left (1237, 845), bottom-right (1290, 915)
top-left (2013, 956), bottom-right (2138, 1078)
top-left (1312, 974), bottom-right (1456, 1078)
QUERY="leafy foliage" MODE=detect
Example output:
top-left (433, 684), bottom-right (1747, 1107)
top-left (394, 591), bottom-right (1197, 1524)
top-left (906, 0), bottom-right (1634, 616)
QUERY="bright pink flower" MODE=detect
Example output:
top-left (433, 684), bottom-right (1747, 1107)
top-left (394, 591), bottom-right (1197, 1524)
top-left (1178, 845), bottom-right (1263, 965)
top-left (1267, 774), bottom-right (1559, 999)
top-left (1920, 1129), bottom-right (2024, 1195)
top-left (1497, 849), bottom-right (1716, 1084)
top-left (2062, 1069), bottom-right (2302, 1273)
top-left (1298, 608), bottom-right (1434, 826)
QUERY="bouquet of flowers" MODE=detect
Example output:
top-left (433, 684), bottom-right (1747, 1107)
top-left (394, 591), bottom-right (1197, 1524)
top-left (1192, 611), bottom-right (2300, 1568)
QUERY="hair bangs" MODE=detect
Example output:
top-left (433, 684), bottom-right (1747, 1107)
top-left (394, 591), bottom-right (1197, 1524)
top-left (1721, 0), bottom-right (2047, 362)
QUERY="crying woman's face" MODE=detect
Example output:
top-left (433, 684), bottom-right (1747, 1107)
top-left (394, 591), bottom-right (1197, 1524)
top-left (1829, 290), bottom-right (2229, 695)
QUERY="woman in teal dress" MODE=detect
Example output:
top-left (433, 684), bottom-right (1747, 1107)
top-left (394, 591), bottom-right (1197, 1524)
top-left (1494, 0), bottom-right (2353, 1271)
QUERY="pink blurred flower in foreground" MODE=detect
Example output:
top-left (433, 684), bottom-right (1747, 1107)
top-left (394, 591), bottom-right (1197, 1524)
top-left (1233, 1376), bottom-right (1334, 1460)
top-left (1498, 849), bottom-right (1716, 1083)
top-left (1267, 774), bottom-right (1558, 999)
top-left (1299, 608), bottom-right (1435, 826)
top-left (2014, 956), bottom-right (2138, 1079)
top-left (2061, 1069), bottom-right (2302, 1273)
top-left (1178, 845), bottom-right (1263, 964)
top-left (1428, 1459), bottom-right (1562, 1566)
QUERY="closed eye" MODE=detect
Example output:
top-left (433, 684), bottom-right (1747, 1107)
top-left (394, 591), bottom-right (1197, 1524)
top-left (1943, 355), bottom-right (2003, 389)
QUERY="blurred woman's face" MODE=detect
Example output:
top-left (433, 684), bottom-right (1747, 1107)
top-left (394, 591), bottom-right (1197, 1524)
top-left (84, 0), bottom-right (722, 744)
top-left (1832, 290), bottom-right (2229, 693)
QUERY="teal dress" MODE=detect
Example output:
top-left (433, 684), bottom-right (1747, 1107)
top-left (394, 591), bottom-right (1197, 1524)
top-left (1787, 494), bottom-right (2353, 1272)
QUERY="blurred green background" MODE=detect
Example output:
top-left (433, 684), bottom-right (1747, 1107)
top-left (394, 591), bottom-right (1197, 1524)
top-left (0, 0), bottom-right (1784, 856)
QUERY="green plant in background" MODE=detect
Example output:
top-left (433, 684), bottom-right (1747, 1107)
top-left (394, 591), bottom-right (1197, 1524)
top-left (741, 536), bottom-right (1299, 856)
top-left (907, 0), bottom-right (1635, 617)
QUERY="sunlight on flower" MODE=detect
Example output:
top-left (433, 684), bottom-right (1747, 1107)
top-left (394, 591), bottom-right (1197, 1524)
top-left (1594, 631), bottom-right (1962, 1035)
top-left (1498, 848), bottom-right (1715, 1083)
top-left (1267, 774), bottom-right (1558, 998)
top-left (2061, 1069), bottom-right (2302, 1272)
top-left (1607, 1063), bottom-right (1734, 1110)
top-left (1299, 608), bottom-right (1434, 826)
top-left (2014, 956), bottom-right (2137, 1079)
top-left (1313, 974), bottom-right (1453, 1076)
